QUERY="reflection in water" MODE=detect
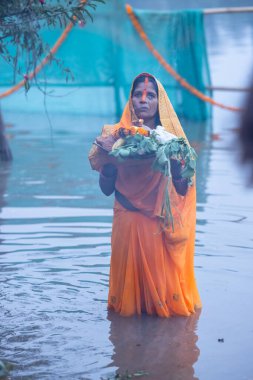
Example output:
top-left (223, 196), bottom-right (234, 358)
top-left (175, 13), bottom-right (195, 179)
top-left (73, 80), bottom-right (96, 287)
top-left (184, 119), bottom-right (212, 205)
top-left (107, 309), bottom-right (201, 380)
top-left (0, 8), bottom-right (253, 378)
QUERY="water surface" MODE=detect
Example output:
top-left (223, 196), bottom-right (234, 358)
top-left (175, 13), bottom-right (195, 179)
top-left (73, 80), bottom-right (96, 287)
top-left (1, 7), bottom-right (253, 380)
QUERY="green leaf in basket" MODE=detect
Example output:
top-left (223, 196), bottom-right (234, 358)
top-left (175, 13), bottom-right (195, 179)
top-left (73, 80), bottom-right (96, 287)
top-left (181, 167), bottom-right (195, 179)
top-left (119, 148), bottom-right (130, 158)
top-left (189, 159), bottom-right (196, 169)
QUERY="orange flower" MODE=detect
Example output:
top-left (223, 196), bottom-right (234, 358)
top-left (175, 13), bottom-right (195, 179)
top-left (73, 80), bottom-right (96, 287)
top-left (138, 127), bottom-right (149, 137)
top-left (113, 125), bottom-right (150, 139)
top-left (130, 126), bottom-right (139, 135)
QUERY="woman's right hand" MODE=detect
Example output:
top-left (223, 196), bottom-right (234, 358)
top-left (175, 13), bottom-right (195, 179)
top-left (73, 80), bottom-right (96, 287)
top-left (96, 135), bottom-right (116, 152)
top-left (101, 163), bottom-right (117, 178)
top-left (99, 164), bottom-right (117, 196)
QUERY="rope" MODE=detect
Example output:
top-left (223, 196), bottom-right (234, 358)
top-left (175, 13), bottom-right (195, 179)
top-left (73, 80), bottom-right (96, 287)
top-left (125, 4), bottom-right (243, 112)
top-left (0, 3), bottom-right (88, 100)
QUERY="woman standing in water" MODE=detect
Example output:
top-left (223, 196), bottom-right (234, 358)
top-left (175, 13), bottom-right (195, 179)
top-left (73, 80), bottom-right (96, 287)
top-left (89, 73), bottom-right (201, 317)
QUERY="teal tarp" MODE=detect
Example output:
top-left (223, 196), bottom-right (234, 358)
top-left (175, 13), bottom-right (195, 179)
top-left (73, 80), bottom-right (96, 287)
top-left (0, 1), bottom-right (211, 120)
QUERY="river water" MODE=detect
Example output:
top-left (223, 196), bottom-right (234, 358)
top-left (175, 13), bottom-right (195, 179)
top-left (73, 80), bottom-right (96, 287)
top-left (1, 5), bottom-right (253, 380)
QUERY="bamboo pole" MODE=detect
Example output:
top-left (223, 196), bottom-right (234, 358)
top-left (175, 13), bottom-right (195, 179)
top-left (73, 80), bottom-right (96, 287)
top-left (203, 7), bottom-right (253, 92)
top-left (204, 7), bottom-right (253, 15)
top-left (206, 86), bottom-right (253, 92)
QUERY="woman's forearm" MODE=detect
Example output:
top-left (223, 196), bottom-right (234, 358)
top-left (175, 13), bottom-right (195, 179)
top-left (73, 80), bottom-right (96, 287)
top-left (99, 164), bottom-right (117, 196)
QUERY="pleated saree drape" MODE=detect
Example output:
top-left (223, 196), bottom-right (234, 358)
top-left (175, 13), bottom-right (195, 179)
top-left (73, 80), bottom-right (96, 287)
top-left (89, 75), bottom-right (201, 317)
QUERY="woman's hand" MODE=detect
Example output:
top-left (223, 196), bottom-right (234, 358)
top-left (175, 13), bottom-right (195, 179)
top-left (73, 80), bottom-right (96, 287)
top-left (170, 158), bottom-right (182, 179)
top-left (96, 135), bottom-right (116, 152)
top-left (170, 159), bottom-right (188, 196)
top-left (99, 164), bottom-right (118, 196)
top-left (101, 163), bottom-right (117, 177)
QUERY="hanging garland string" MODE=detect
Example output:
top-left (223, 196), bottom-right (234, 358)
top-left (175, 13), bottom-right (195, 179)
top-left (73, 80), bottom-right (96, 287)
top-left (0, 23), bottom-right (74, 100)
top-left (0, 2), bottom-right (245, 112)
top-left (0, 1), bottom-right (88, 100)
top-left (125, 4), bottom-right (243, 112)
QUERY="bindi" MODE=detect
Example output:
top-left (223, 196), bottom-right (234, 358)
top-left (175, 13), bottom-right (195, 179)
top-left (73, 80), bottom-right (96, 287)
top-left (141, 77), bottom-right (149, 102)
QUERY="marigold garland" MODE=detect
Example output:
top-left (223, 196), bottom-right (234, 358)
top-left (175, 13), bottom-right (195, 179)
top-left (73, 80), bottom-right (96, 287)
top-left (113, 125), bottom-right (150, 139)
top-left (125, 4), bottom-right (243, 113)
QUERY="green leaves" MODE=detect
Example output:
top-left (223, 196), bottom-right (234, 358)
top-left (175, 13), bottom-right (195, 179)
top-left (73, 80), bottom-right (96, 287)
top-left (109, 134), bottom-right (156, 160)
top-left (153, 137), bottom-right (197, 182)
top-left (0, 0), bottom-right (105, 92)
top-left (110, 132), bottom-right (197, 230)
top-left (110, 133), bottom-right (197, 184)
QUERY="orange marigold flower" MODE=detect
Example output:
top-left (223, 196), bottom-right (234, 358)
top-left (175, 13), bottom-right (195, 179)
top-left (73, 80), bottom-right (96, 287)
top-left (138, 127), bottom-right (149, 137)
top-left (112, 128), bottom-right (120, 139)
top-left (130, 126), bottom-right (137, 135)
top-left (112, 125), bottom-right (149, 139)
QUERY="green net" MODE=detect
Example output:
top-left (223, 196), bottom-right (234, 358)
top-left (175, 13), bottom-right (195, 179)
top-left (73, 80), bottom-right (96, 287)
top-left (0, 1), bottom-right (211, 120)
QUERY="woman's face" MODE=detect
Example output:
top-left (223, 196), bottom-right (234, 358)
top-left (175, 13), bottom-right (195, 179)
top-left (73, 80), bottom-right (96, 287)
top-left (131, 81), bottom-right (158, 123)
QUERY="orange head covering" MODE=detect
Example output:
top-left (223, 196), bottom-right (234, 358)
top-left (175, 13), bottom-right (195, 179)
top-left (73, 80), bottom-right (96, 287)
top-left (89, 73), bottom-right (189, 171)
top-left (120, 72), bottom-right (188, 140)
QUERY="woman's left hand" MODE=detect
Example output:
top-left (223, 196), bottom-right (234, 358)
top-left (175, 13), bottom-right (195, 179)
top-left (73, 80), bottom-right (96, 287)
top-left (170, 158), bottom-right (182, 179)
top-left (170, 159), bottom-right (188, 196)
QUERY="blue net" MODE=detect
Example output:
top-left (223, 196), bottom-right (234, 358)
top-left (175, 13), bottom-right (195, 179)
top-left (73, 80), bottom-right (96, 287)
top-left (0, 1), bottom-right (211, 120)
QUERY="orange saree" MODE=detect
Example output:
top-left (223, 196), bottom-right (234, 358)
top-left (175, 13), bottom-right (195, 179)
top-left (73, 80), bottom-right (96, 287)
top-left (89, 78), bottom-right (201, 317)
